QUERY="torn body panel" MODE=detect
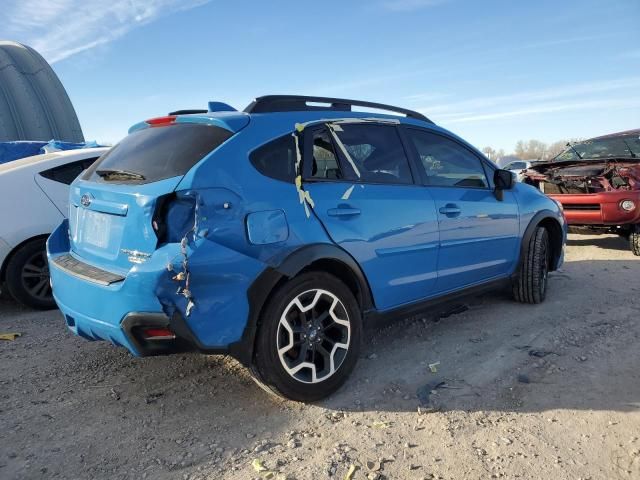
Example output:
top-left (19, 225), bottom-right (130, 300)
top-left (154, 184), bottom-right (335, 348)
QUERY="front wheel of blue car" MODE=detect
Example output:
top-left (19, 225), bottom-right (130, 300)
top-left (252, 272), bottom-right (362, 402)
top-left (512, 226), bottom-right (550, 304)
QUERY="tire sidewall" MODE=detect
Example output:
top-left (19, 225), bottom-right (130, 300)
top-left (537, 228), bottom-right (550, 303)
top-left (254, 272), bottom-right (362, 402)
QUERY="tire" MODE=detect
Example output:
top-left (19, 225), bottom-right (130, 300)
top-left (631, 230), bottom-right (640, 256)
top-left (512, 226), bottom-right (550, 304)
top-left (0, 41), bottom-right (84, 142)
top-left (5, 238), bottom-right (56, 310)
top-left (252, 272), bottom-right (362, 402)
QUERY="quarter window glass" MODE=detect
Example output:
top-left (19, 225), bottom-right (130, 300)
top-left (332, 124), bottom-right (413, 184)
top-left (310, 129), bottom-right (342, 180)
top-left (408, 130), bottom-right (488, 188)
top-left (250, 134), bottom-right (296, 182)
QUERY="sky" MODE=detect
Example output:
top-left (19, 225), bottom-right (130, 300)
top-left (2, 0), bottom-right (639, 152)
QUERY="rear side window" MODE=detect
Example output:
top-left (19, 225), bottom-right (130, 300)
top-left (407, 129), bottom-right (489, 188)
top-left (249, 134), bottom-right (296, 182)
top-left (310, 128), bottom-right (342, 180)
top-left (332, 124), bottom-right (413, 184)
top-left (40, 157), bottom-right (98, 185)
top-left (84, 124), bottom-right (233, 184)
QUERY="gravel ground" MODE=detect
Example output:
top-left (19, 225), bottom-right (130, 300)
top-left (1, 233), bottom-right (639, 480)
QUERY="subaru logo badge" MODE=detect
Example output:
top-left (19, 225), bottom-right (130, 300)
top-left (80, 194), bottom-right (92, 207)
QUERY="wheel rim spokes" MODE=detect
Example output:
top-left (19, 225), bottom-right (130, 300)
top-left (21, 251), bottom-right (52, 300)
top-left (277, 289), bottom-right (350, 384)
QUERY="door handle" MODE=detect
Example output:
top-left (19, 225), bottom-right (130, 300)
top-left (439, 204), bottom-right (461, 216)
top-left (327, 207), bottom-right (361, 217)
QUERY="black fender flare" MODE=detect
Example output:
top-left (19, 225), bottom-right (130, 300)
top-left (275, 243), bottom-right (374, 308)
top-left (516, 210), bottom-right (564, 275)
top-left (231, 243), bottom-right (374, 366)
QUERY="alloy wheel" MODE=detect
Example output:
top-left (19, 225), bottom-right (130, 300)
top-left (276, 289), bottom-right (351, 384)
top-left (21, 251), bottom-right (52, 301)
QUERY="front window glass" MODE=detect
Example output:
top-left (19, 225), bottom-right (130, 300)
top-left (408, 129), bottom-right (488, 188)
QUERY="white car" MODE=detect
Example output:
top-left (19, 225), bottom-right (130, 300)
top-left (503, 160), bottom-right (538, 182)
top-left (0, 147), bottom-right (109, 308)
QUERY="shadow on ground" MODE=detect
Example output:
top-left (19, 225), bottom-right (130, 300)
top-left (567, 233), bottom-right (630, 251)
top-left (1, 257), bottom-right (639, 478)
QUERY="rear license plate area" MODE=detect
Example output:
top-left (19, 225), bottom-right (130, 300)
top-left (82, 209), bottom-right (112, 249)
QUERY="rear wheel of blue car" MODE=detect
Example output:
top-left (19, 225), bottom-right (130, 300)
top-left (512, 226), bottom-right (550, 304)
top-left (252, 272), bottom-right (362, 402)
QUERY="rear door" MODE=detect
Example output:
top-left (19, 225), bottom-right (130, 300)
top-left (303, 122), bottom-right (439, 311)
top-left (404, 128), bottom-right (520, 294)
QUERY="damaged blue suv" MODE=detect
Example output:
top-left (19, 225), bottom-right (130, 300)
top-left (47, 95), bottom-right (566, 401)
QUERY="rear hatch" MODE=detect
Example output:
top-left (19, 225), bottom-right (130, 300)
top-left (68, 117), bottom-right (244, 272)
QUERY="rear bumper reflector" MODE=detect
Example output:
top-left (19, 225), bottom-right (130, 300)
top-left (51, 254), bottom-right (125, 286)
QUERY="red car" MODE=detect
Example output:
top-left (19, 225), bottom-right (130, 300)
top-left (524, 129), bottom-right (640, 255)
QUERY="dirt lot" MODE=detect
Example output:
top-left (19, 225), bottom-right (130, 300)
top-left (1, 233), bottom-right (639, 480)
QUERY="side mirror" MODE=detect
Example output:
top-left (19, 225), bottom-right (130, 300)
top-left (494, 169), bottom-right (515, 201)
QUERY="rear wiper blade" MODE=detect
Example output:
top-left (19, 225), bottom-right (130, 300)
top-left (96, 169), bottom-right (145, 180)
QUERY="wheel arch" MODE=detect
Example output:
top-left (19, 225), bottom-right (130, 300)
top-left (0, 234), bottom-right (49, 284)
top-left (518, 211), bottom-right (564, 273)
top-left (233, 244), bottom-right (374, 366)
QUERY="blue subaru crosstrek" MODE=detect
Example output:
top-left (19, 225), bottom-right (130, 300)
top-left (47, 95), bottom-right (566, 401)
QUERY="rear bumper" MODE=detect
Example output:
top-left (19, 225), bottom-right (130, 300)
top-left (47, 220), bottom-right (265, 361)
top-left (549, 191), bottom-right (640, 226)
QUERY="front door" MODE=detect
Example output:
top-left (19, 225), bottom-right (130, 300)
top-left (404, 128), bottom-right (520, 294)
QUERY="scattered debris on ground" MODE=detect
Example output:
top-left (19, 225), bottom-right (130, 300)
top-left (1, 234), bottom-right (639, 479)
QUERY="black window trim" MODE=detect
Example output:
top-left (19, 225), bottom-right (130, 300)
top-left (401, 126), bottom-right (494, 191)
top-left (302, 122), bottom-right (419, 187)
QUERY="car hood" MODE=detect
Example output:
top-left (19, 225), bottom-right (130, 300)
top-left (528, 157), bottom-right (640, 173)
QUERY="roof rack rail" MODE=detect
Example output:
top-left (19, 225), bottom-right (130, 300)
top-left (243, 95), bottom-right (433, 123)
top-left (168, 109), bottom-right (208, 115)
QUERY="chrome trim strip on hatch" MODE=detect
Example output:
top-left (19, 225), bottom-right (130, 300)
top-left (51, 254), bottom-right (125, 286)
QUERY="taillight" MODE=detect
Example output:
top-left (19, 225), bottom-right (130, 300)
top-left (140, 327), bottom-right (176, 340)
top-left (152, 193), bottom-right (196, 244)
top-left (145, 115), bottom-right (177, 127)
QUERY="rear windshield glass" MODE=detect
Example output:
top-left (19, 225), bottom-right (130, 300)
top-left (83, 123), bottom-right (233, 184)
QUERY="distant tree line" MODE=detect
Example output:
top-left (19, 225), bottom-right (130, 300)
top-left (482, 138), bottom-right (583, 165)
